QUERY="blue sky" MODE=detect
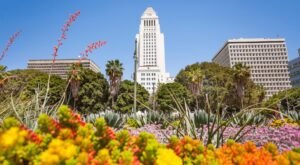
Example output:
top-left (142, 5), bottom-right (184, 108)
top-left (0, 0), bottom-right (299, 79)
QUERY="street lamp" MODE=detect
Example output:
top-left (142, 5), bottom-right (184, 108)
top-left (133, 39), bottom-right (138, 114)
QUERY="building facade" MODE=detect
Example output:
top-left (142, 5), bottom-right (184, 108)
top-left (27, 59), bottom-right (100, 80)
top-left (289, 49), bottom-right (300, 87)
top-left (135, 7), bottom-right (172, 94)
top-left (212, 38), bottom-right (291, 98)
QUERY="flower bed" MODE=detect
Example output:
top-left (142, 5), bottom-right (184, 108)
top-left (129, 124), bottom-right (300, 151)
top-left (0, 106), bottom-right (299, 164)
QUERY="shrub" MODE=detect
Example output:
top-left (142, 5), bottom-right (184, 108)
top-left (0, 105), bottom-right (300, 164)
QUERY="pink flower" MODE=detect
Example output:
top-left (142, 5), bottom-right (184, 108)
top-left (78, 40), bottom-right (107, 62)
top-left (52, 10), bottom-right (81, 63)
top-left (0, 31), bottom-right (21, 61)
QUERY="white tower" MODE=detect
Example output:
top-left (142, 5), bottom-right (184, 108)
top-left (135, 7), bottom-right (172, 94)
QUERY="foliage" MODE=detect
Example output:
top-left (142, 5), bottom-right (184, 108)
top-left (264, 87), bottom-right (300, 111)
top-left (156, 82), bottom-right (192, 112)
top-left (231, 111), bottom-right (267, 126)
top-left (181, 67), bottom-right (204, 110)
top-left (1, 107), bottom-right (300, 164)
top-left (127, 111), bottom-right (170, 128)
top-left (113, 80), bottom-right (149, 113)
top-left (175, 62), bottom-right (265, 111)
top-left (169, 91), bottom-right (275, 147)
top-left (67, 68), bottom-right (109, 113)
top-left (85, 111), bottom-right (126, 129)
top-left (105, 59), bottom-right (124, 107)
top-left (0, 69), bottom-right (65, 105)
top-left (232, 63), bottom-right (251, 109)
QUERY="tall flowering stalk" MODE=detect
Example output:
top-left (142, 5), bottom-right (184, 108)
top-left (80, 40), bottom-right (107, 59)
top-left (0, 31), bottom-right (21, 61)
top-left (44, 11), bottom-right (80, 110)
top-left (52, 10), bottom-right (81, 63)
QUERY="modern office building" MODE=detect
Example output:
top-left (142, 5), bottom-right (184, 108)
top-left (212, 38), bottom-right (291, 98)
top-left (289, 49), bottom-right (300, 87)
top-left (27, 59), bottom-right (100, 80)
top-left (135, 7), bottom-right (173, 94)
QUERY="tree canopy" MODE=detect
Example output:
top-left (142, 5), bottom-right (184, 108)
top-left (155, 82), bottom-right (192, 112)
top-left (264, 87), bottom-right (300, 111)
top-left (175, 62), bottom-right (265, 111)
top-left (113, 80), bottom-right (149, 113)
top-left (67, 68), bottom-right (109, 114)
top-left (0, 69), bottom-right (65, 105)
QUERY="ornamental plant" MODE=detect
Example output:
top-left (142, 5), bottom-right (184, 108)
top-left (0, 105), bottom-right (300, 164)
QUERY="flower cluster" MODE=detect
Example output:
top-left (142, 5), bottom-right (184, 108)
top-left (270, 118), bottom-right (299, 127)
top-left (80, 40), bottom-right (107, 58)
top-left (0, 30), bottom-right (21, 61)
top-left (0, 106), bottom-right (300, 164)
top-left (131, 124), bottom-right (300, 151)
top-left (52, 10), bottom-right (80, 63)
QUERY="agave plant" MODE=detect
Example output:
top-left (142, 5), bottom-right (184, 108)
top-left (169, 89), bottom-right (280, 147)
top-left (286, 110), bottom-right (300, 122)
top-left (84, 111), bottom-right (125, 129)
top-left (0, 87), bottom-right (58, 130)
top-left (231, 111), bottom-right (268, 126)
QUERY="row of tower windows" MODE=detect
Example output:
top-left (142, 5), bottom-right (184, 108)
top-left (231, 53), bottom-right (287, 57)
top-left (252, 74), bottom-right (289, 78)
top-left (230, 49), bottom-right (286, 53)
top-left (229, 44), bottom-right (285, 49)
top-left (252, 69), bottom-right (288, 73)
top-left (144, 20), bottom-right (156, 26)
top-left (231, 58), bottom-right (287, 63)
top-left (141, 73), bottom-right (156, 76)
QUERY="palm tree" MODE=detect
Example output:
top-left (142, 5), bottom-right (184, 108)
top-left (184, 68), bottom-right (204, 110)
top-left (233, 63), bottom-right (250, 109)
top-left (69, 63), bottom-right (83, 101)
top-left (105, 60), bottom-right (124, 107)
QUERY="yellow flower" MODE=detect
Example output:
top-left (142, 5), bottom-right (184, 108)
top-left (0, 127), bottom-right (27, 149)
top-left (95, 149), bottom-right (112, 164)
top-left (40, 151), bottom-right (60, 165)
top-left (156, 148), bottom-right (182, 165)
top-left (40, 139), bottom-right (78, 164)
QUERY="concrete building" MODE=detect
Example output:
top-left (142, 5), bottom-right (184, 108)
top-left (212, 38), bottom-right (291, 98)
top-left (289, 49), bottom-right (300, 87)
top-left (27, 59), bottom-right (100, 80)
top-left (135, 7), bottom-right (173, 94)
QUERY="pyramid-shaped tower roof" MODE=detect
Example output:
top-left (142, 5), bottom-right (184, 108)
top-left (141, 7), bottom-right (158, 19)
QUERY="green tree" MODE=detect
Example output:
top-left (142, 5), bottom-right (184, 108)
top-left (182, 67), bottom-right (204, 110)
top-left (67, 68), bottom-right (109, 113)
top-left (232, 63), bottom-right (251, 109)
top-left (113, 80), bottom-right (149, 113)
top-left (0, 69), bottom-right (65, 105)
top-left (105, 60), bottom-right (124, 107)
top-left (176, 62), bottom-right (234, 111)
top-left (23, 73), bottom-right (66, 105)
top-left (175, 62), bottom-right (264, 111)
top-left (156, 82), bottom-right (192, 112)
top-left (264, 87), bottom-right (300, 111)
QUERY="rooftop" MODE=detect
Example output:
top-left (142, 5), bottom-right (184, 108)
top-left (141, 7), bottom-right (158, 19)
top-left (213, 38), bottom-right (286, 60)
